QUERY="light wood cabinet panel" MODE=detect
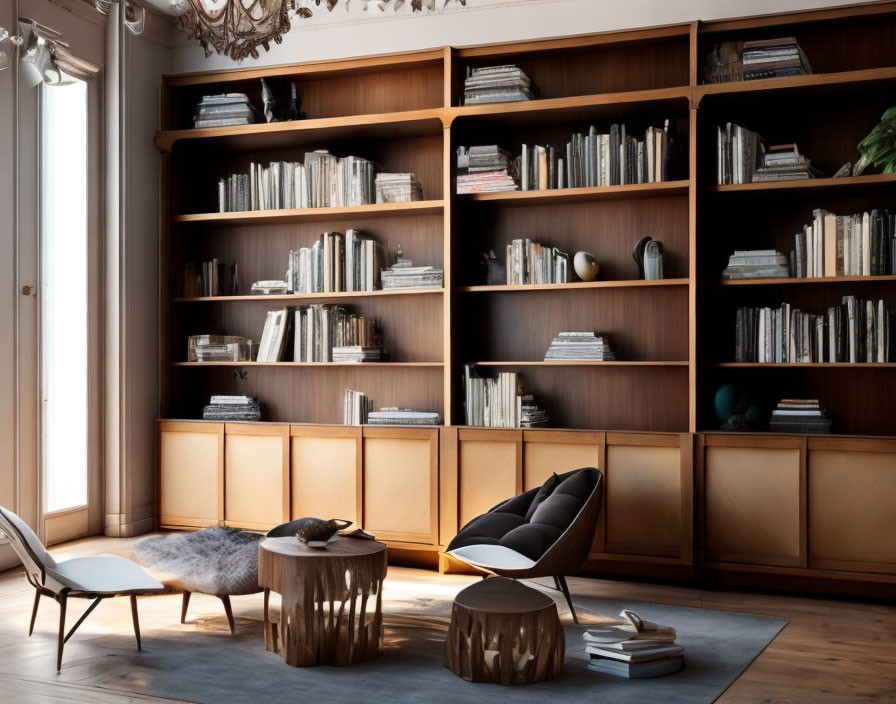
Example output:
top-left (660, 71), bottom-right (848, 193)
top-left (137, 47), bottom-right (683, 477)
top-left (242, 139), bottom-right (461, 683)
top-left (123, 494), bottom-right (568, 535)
top-left (457, 429), bottom-right (522, 530)
top-left (224, 424), bottom-right (289, 531)
top-left (704, 439), bottom-right (803, 567)
top-left (522, 431), bottom-right (603, 491)
top-left (291, 426), bottom-right (361, 528)
top-left (362, 427), bottom-right (438, 544)
top-left (808, 441), bottom-right (896, 574)
top-left (158, 421), bottom-right (223, 528)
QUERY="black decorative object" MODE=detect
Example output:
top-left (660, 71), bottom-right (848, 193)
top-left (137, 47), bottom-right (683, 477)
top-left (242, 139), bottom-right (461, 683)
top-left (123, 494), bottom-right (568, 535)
top-left (290, 517), bottom-right (352, 546)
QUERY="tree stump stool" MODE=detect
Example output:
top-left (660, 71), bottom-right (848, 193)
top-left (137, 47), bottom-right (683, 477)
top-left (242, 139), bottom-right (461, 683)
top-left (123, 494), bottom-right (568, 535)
top-left (444, 577), bottom-right (565, 685)
top-left (258, 536), bottom-right (387, 667)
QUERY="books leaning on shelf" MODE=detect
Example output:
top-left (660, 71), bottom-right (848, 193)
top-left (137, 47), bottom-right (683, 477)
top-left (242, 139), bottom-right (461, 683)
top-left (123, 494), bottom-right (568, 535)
top-left (456, 145), bottom-right (519, 194)
top-left (734, 296), bottom-right (894, 363)
top-left (463, 64), bottom-right (538, 105)
top-left (506, 239), bottom-right (568, 285)
top-left (792, 208), bottom-right (896, 278)
top-left (187, 335), bottom-right (252, 362)
top-left (584, 610), bottom-right (684, 679)
top-left (294, 305), bottom-right (383, 362)
top-left (545, 332), bottom-right (616, 361)
top-left (770, 398), bottom-right (831, 434)
top-left (202, 395), bottom-right (261, 421)
top-left (194, 93), bottom-right (259, 128)
top-left (344, 389), bottom-right (371, 425)
top-left (257, 309), bottom-right (291, 362)
top-left (742, 37), bottom-right (813, 81)
top-left (366, 408), bottom-right (441, 426)
top-left (287, 230), bottom-right (383, 294)
top-left (463, 366), bottom-right (549, 428)
top-left (717, 124), bottom-right (820, 185)
top-left (374, 173), bottom-right (423, 203)
top-left (721, 250), bottom-right (790, 279)
top-left (184, 260), bottom-right (239, 297)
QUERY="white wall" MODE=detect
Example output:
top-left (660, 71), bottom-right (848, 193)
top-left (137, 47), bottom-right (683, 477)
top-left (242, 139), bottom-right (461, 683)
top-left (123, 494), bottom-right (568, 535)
top-left (170, 0), bottom-right (874, 74)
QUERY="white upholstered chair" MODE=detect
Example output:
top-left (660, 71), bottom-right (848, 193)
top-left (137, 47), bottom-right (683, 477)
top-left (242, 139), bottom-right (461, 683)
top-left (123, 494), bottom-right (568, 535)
top-left (0, 505), bottom-right (164, 670)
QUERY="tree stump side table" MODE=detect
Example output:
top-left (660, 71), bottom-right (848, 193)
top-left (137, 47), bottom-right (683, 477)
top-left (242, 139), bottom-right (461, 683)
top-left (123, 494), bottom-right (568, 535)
top-left (444, 577), bottom-right (565, 685)
top-left (258, 536), bottom-right (387, 667)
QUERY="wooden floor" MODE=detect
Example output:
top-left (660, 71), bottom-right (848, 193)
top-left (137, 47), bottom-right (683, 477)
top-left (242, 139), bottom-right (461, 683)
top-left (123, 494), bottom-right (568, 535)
top-left (0, 534), bottom-right (894, 703)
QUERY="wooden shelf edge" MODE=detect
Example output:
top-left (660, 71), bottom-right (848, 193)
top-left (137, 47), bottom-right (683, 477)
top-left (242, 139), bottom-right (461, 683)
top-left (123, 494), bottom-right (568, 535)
top-left (173, 288), bottom-right (445, 303)
top-left (469, 360), bottom-right (690, 367)
top-left (718, 275), bottom-right (896, 286)
top-left (174, 199), bottom-right (445, 225)
top-left (696, 65), bottom-right (896, 98)
top-left (458, 279), bottom-right (690, 293)
top-left (460, 180), bottom-right (689, 204)
top-left (172, 361), bottom-right (444, 367)
top-left (707, 173), bottom-right (896, 194)
top-left (713, 362), bottom-right (896, 368)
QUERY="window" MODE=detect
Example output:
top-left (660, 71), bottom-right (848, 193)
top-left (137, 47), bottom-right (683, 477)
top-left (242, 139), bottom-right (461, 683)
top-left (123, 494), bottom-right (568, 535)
top-left (40, 79), bottom-right (89, 513)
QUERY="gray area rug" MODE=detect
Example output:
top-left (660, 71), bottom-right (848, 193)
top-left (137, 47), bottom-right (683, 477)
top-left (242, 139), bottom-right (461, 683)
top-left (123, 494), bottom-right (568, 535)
top-left (9, 586), bottom-right (786, 704)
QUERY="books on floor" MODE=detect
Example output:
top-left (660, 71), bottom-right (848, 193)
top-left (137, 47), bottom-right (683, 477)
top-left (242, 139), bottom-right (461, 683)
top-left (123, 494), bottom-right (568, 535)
top-left (194, 93), bottom-right (258, 128)
top-left (202, 395), bottom-right (261, 421)
top-left (366, 408), bottom-right (441, 426)
top-left (287, 229), bottom-right (383, 294)
top-left (545, 332), bottom-right (616, 361)
top-left (721, 250), bottom-right (790, 279)
top-left (344, 389), bottom-right (371, 425)
top-left (463, 366), bottom-right (549, 428)
top-left (742, 37), bottom-right (813, 81)
top-left (506, 239), bottom-right (569, 285)
top-left (331, 346), bottom-right (383, 363)
top-left (456, 145), bottom-right (518, 194)
top-left (734, 297), bottom-right (894, 363)
top-left (257, 309), bottom-right (291, 362)
top-left (374, 173), bottom-right (423, 203)
top-left (293, 305), bottom-right (383, 362)
top-left (585, 610), bottom-right (684, 679)
top-left (770, 398), bottom-right (831, 434)
top-left (187, 335), bottom-right (252, 362)
top-left (792, 208), bottom-right (896, 278)
top-left (463, 64), bottom-right (537, 105)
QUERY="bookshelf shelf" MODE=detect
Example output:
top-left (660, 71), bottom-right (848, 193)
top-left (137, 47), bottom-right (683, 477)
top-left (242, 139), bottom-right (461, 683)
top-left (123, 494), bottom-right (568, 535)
top-left (706, 173), bottom-right (896, 194)
top-left (173, 361), bottom-right (444, 368)
top-left (470, 361), bottom-right (689, 367)
top-left (173, 288), bottom-right (444, 303)
top-left (713, 363), bottom-right (896, 369)
top-left (460, 181), bottom-right (689, 205)
top-left (458, 279), bottom-right (689, 293)
top-left (717, 275), bottom-right (896, 287)
top-left (695, 65), bottom-right (896, 99)
top-left (173, 200), bottom-right (445, 226)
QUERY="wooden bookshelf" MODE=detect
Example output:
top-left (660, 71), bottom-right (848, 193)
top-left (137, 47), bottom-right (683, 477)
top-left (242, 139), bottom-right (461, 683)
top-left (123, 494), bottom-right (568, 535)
top-left (461, 180), bottom-right (689, 204)
top-left (707, 173), bottom-right (896, 194)
top-left (173, 288), bottom-right (443, 303)
top-left (173, 201), bottom-right (445, 226)
top-left (718, 275), bottom-right (896, 287)
top-left (458, 279), bottom-right (689, 293)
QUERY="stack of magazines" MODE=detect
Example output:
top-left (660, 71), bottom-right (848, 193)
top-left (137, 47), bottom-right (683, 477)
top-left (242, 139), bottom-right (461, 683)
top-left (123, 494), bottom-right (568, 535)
top-left (721, 250), bottom-right (790, 279)
top-left (187, 335), bottom-right (252, 362)
top-left (331, 346), bottom-right (383, 363)
top-left (742, 37), bottom-right (813, 80)
top-left (202, 395), bottom-right (261, 421)
top-left (462, 64), bottom-right (538, 105)
top-left (770, 398), bottom-right (832, 433)
top-left (584, 610), bottom-right (684, 679)
top-left (194, 93), bottom-right (258, 128)
top-left (375, 173), bottom-right (423, 203)
top-left (753, 143), bottom-right (821, 182)
top-left (456, 146), bottom-right (518, 194)
top-left (545, 332), bottom-right (616, 361)
top-left (381, 249), bottom-right (443, 290)
top-left (366, 408), bottom-right (441, 426)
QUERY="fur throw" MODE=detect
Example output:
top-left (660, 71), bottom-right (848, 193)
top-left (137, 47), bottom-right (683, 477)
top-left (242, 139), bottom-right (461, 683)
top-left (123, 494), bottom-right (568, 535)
top-left (134, 527), bottom-right (262, 596)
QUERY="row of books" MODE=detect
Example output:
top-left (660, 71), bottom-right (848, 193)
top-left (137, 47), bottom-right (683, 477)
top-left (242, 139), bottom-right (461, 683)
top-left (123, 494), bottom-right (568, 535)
top-left (184, 260), bottom-right (239, 297)
top-left (544, 332), bottom-right (616, 361)
top-left (294, 305), bottom-right (383, 363)
top-left (717, 123), bottom-right (819, 184)
top-left (770, 398), bottom-right (831, 434)
top-left (704, 36), bottom-right (813, 84)
top-left (734, 297), bottom-right (895, 363)
top-left (463, 64), bottom-right (537, 105)
top-left (286, 230), bottom-right (383, 294)
top-left (344, 390), bottom-right (372, 425)
top-left (187, 334), bottom-right (252, 362)
top-left (506, 239), bottom-right (569, 285)
top-left (463, 366), bottom-right (549, 428)
top-left (792, 208), bottom-right (896, 278)
top-left (584, 610), bottom-right (683, 679)
top-left (202, 395), bottom-right (261, 421)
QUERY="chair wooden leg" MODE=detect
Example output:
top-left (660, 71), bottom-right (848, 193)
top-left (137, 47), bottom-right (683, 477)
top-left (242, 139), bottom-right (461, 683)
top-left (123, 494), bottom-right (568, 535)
top-left (181, 591), bottom-right (191, 624)
top-left (64, 597), bottom-right (103, 643)
top-left (56, 594), bottom-right (67, 672)
top-left (130, 595), bottom-right (142, 651)
top-left (557, 575), bottom-right (579, 625)
top-left (29, 589), bottom-right (41, 636)
top-left (219, 595), bottom-right (235, 634)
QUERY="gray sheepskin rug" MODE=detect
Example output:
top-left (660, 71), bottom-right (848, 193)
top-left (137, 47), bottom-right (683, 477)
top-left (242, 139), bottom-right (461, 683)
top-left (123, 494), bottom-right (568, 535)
top-left (134, 527), bottom-right (262, 596)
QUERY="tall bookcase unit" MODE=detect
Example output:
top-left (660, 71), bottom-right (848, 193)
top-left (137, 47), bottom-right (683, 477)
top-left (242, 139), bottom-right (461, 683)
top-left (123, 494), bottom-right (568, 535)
top-left (156, 2), bottom-right (896, 596)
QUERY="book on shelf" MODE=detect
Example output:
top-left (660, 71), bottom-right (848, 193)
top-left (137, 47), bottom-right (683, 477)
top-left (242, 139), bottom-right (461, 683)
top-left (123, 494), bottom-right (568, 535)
top-left (545, 332), bottom-right (616, 361)
top-left (257, 309), bottom-right (291, 362)
top-left (293, 305), bottom-right (383, 362)
top-left (366, 408), bottom-right (441, 426)
top-left (344, 389), bottom-right (371, 425)
top-left (770, 398), bottom-right (831, 433)
top-left (380, 245), bottom-right (443, 289)
top-left (374, 173), bottom-right (423, 203)
top-left (463, 365), bottom-right (549, 428)
top-left (741, 37), bottom-right (813, 80)
top-left (584, 610), bottom-right (684, 679)
top-left (287, 230), bottom-right (383, 294)
top-left (717, 125), bottom-right (820, 185)
top-left (187, 335), bottom-right (252, 362)
top-left (194, 93), bottom-right (259, 128)
top-left (506, 239), bottom-right (569, 285)
top-left (791, 208), bottom-right (896, 278)
top-left (184, 259), bottom-right (239, 297)
top-left (456, 145), bottom-right (518, 194)
top-left (202, 395), bottom-right (261, 421)
top-left (721, 250), bottom-right (790, 279)
top-left (251, 280), bottom-right (289, 295)
top-left (331, 346), bottom-right (383, 363)
top-left (734, 296), bottom-right (894, 363)
top-left (463, 64), bottom-right (538, 105)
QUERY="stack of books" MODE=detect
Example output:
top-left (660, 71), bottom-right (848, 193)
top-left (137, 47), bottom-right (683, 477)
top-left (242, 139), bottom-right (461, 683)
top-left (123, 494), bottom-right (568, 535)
top-left (294, 305), bottom-right (383, 362)
top-left (792, 208), bottom-right (896, 279)
top-left (770, 399), bottom-right (832, 434)
top-left (202, 395), bottom-right (261, 421)
top-left (545, 332), bottom-right (616, 361)
top-left (366, 408), bottom-right (441, 426)
top-left (753, 143), bottom-right (821, 182)
top-left (381, 263), bottom-right (443, 290)
top-left (716, 122), bottom-right (765, 184)
top-left (463, 366), bottom-right (549, 428)
top-left (506, 239), bottom-right (569, 285)
top-left (584, 610), bottom-right (684, 679)
top-left (194, 93), bottom-right (258, 128)
top-left (456, 146), bottom-right (518, 194)
top-left (344, 390), bottom-right (371, 425)
top-left (187, 335), bottom-right (252, 362)
top-left (374, 173), bottom-right (423, 203)
top-left (257, 309), bottom-right (291, 362)
top-left (331, 346), bottom-right (383, 363)
top-left (287, 230), bottom-right (382, 294)
top-left (721, 250), bottom-right (790, 279)
top-left (742, 37), bottom-right (813, 80)
top-left (462, 64), bottom-right (537, 105)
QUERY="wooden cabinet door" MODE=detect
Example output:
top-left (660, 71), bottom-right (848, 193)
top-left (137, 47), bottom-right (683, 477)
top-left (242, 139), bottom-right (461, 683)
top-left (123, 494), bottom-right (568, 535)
top-left (605, 433), bottom-right (690, 560)
top-left (158, 421), bottom-right (223, 528)
top-left (522, 430), bottom-right (604, 490)
top-left (291, 426), bottom-right (361, 528)
top-left (808, 438), bottom-right (896, 575)
top-left (456, 429), bottom-right (522, 531)
top-left (702, 435), bottom-right (804, 568)
top-left (224, 423), bottom-right (289, 531)
top-left (362, 427), bottom-right (438, 544)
